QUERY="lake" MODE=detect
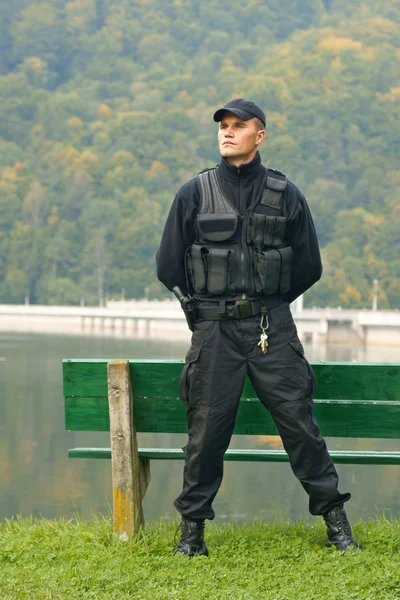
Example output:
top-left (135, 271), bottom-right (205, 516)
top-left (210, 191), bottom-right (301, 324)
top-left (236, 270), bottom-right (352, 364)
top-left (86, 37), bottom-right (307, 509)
top-left (1, 331), bottom-right (400, 525)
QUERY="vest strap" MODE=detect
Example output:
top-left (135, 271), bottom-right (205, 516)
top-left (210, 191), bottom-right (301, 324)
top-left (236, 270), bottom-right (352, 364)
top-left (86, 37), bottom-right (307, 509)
top-left (261, 169), bottom-right (287, 210)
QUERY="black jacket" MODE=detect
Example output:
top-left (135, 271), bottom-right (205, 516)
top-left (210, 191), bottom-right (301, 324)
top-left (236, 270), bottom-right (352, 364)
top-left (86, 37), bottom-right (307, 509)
top-left (156, 152), bottom-right (322, 303)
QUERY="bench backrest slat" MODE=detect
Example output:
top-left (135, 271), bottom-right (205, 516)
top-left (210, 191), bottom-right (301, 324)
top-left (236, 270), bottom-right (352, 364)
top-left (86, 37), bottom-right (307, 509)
top-left (64, 396), bottom-right (400, 438)
top-left (63, 360), bottom-right (400, 439)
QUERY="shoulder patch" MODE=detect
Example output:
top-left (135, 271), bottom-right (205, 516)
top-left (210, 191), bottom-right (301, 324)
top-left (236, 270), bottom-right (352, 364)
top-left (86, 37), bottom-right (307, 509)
top-left (261, 189), bottom-right (281, 209)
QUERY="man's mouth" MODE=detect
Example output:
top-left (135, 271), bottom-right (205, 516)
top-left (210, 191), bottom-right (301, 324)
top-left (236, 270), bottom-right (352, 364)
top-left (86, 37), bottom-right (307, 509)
top-left (223, 142), bottom-right (235, 146)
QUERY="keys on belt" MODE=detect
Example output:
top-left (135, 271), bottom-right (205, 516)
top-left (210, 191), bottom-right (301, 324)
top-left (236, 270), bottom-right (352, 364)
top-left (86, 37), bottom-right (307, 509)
top-left (258, 312), bottom-right (269, 354)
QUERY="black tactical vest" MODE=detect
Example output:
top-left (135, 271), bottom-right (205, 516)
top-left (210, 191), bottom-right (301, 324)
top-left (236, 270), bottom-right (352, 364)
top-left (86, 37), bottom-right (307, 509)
top-left (185, 167), bottom-right (293, 301)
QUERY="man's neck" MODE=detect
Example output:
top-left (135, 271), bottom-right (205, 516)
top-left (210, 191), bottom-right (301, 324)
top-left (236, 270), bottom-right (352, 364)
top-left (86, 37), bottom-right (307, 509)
top-left (225, 150), bottom-right (258, 168)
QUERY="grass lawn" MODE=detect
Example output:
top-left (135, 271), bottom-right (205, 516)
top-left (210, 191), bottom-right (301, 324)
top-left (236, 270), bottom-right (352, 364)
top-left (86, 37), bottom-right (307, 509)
top-left (1, 517), bottom-right (399, 599)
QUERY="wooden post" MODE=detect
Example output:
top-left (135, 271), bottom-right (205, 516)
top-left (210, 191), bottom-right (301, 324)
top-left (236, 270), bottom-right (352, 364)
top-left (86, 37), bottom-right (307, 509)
top-left (107, 359), bottom-right (148, 539)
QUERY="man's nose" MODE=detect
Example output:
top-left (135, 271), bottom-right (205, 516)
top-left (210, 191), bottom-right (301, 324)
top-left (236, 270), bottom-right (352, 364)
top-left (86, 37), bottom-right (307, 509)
top-left (224, 128), bottom-right (234, 136)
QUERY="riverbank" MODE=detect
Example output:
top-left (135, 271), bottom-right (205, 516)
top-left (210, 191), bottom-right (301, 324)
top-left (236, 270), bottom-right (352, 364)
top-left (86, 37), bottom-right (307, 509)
top-left (1, 517), bottom-right (399, 599)
top-left (0, 302), bottom-right (399, 345)
top-left (0, 301), bottom-right (191, 342)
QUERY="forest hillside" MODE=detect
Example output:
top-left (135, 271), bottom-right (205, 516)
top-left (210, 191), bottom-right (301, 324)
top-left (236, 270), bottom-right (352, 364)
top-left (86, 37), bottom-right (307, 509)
top-left (0, 0), bottom-right (399, 307)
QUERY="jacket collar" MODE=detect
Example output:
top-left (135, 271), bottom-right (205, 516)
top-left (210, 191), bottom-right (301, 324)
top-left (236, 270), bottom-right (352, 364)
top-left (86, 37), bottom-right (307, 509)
top-left (217, 152), bottom-right (264, 181)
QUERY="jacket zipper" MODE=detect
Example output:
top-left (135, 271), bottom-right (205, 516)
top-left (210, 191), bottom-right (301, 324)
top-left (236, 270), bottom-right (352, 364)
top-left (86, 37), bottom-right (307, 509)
top-left (238, 167), bottom-right (248, 298)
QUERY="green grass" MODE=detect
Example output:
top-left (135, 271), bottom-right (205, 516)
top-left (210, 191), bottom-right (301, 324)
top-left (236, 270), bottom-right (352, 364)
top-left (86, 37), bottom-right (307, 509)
top-left (1, 517), bottom-right (399, 599)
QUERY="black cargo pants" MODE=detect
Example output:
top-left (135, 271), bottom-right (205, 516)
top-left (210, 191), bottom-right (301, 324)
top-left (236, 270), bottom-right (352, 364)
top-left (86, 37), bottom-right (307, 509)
top-left (174, 302), bottom-right (350, 521)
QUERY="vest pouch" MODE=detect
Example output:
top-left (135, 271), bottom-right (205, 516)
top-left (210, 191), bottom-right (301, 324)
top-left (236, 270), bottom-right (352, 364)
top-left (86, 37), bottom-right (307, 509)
top-left (272, 217), bottom-right (286, 246)
top-left (247, 213), bottom-right (267, 246)
top-left (262, 216), bottom-right (277, 246)
top-left (260, 216), bottom-right (287, 247)
top-left (254, 249), bottom-right (281, 295)
top-left (197, 213), bottom-right (238, 242)
top-left (207, 248), bottom-right (231, 295)
top-left (188, 244), bottom-right (209, 294)
top-left (248, 215), bottom-right (287, 248)
top-left (278, 246), bottom-right (293, 293)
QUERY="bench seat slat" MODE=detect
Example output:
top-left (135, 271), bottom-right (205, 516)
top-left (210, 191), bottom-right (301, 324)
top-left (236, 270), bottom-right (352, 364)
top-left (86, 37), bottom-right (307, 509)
top-left (65, 396), bottom-right (400, 438)
top-left (68, 447), bottom-right (400, 465)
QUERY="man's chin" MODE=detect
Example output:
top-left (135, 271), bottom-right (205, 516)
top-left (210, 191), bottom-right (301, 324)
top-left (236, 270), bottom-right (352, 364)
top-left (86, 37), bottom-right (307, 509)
top-left (220, 148), bottom-right (239, 158)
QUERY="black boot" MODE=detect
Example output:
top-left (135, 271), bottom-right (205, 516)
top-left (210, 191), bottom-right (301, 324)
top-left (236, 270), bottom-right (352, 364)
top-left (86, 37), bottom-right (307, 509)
top-left (173, 518), bottom-right (209, 557)
top-left (323, 505), bottom-right (361, 551)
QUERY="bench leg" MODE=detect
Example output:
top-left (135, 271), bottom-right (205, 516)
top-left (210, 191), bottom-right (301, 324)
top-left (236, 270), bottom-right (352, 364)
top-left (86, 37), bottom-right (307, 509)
top-left (139, 458), bottom-right (151, 500)
top-left (108, 359), bottom-right (144, 539)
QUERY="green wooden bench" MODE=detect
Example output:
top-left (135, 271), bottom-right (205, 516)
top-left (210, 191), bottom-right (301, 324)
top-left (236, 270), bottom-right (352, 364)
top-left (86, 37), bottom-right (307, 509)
top-left (63, 358), bottom-right (400, 537)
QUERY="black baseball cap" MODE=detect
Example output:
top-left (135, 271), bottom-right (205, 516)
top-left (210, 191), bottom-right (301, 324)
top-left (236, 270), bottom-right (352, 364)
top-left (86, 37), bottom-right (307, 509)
top-left (213, 98), bottom-right (266, 127)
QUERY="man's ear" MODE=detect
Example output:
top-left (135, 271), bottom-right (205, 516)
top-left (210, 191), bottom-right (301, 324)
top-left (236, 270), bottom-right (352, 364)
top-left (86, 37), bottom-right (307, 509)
top-left (256, 130), bottom-right (266, 146)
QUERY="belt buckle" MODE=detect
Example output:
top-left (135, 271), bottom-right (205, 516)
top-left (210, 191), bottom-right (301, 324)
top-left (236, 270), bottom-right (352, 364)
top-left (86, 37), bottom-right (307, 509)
top-left (235, 299), bottom-right (252, 319)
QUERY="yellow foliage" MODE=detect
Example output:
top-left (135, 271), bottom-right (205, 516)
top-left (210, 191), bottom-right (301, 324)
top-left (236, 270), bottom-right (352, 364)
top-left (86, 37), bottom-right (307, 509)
top-left (115, 110), bottom-right (146, 123)
top-left (93, 131), bottom-right (110, 146)
top-left (63, 146), bottom-right (80, 163)
top-left (67, 116), bottom-right (84, 128)
top-left (66, 0), bottom-right (95, 29)
top-left (98, 104), bottom-right (112, 117)
top-left (146, 161), bottom-right (168, 178)
top-left (241, 74), bottom-right (290, 103)
top-left (23, 56), bottom-right (49, 78)
top-left (88, 120), bottom-right (106, 133)
top-left (386, 170), bottom-right (400, 186)
top-left (339, 284), bottom-right (362, 306)
top-left (63, 147), bottom-right (98, 179)
top-left (359, 47), bottom-right (376, 62)
top-left (66, 0), bottom-right (94, 12)
top-left (177, 91), bottom-right (192, 107)
top-left (112, 151), bottom-right (135, 164)
top-left (277, 42), bottom-right (292, 58)
top-left (79, 149), bottom-right (98, 167)
top-left (362, 212), bottom-right (384, 230)
top-left (364, 243), bottom-right (388, 277)
top-left (0, 167), bottom-right (18, 182)
top-left (319, 36), bottom-right (363, 53)
top-left (378, 87), bottom-right (400, 102)
top-left (365, 15), bottom-right (398, 35)
top-left (48, 206), bottom-right (60, 227)
top-left (267, 112), bottom-right (288, 132)
top-left (330, 57), bottom-right (344, 71)
top-left (220, 58), bottom-right (242, 75)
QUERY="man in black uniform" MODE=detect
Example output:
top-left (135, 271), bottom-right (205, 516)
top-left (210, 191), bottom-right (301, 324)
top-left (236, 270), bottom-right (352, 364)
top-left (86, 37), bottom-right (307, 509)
top-left (156, 99), bottom-right (359, 556)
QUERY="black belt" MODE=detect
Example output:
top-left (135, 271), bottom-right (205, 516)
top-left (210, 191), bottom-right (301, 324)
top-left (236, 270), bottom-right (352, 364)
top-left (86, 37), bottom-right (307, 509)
top-left (195, 296), bottom-right (283, 321)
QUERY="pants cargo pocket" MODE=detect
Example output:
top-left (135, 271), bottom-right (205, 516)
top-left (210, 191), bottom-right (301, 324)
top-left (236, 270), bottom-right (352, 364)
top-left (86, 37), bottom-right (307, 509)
top-left (289, 338), bottom-right (317, 397)
top-left (179, 335), bottom-right (204, 406)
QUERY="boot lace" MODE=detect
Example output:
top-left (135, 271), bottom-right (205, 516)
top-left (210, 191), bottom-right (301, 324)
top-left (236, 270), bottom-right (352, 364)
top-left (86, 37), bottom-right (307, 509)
top-left (174, 518), bottom-right (189, 546)
top-left (332, 507), bottom-right (353, 540)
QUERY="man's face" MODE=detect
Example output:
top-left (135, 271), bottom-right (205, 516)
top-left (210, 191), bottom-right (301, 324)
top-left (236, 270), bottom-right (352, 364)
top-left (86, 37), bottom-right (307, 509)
top-left (217, 112), bottom-right (265, 166)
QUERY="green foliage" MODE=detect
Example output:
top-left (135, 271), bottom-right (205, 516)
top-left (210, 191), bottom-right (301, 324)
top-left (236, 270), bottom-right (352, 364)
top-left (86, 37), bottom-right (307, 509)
top-left (1, 517), bottom-right (400, 599)
top-left (0, 0), bottom-right (399, 307)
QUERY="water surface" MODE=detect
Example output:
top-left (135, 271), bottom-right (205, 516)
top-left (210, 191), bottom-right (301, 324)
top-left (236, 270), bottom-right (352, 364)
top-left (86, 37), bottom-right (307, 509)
top-left (1, 331), bottom-right (400, 525)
